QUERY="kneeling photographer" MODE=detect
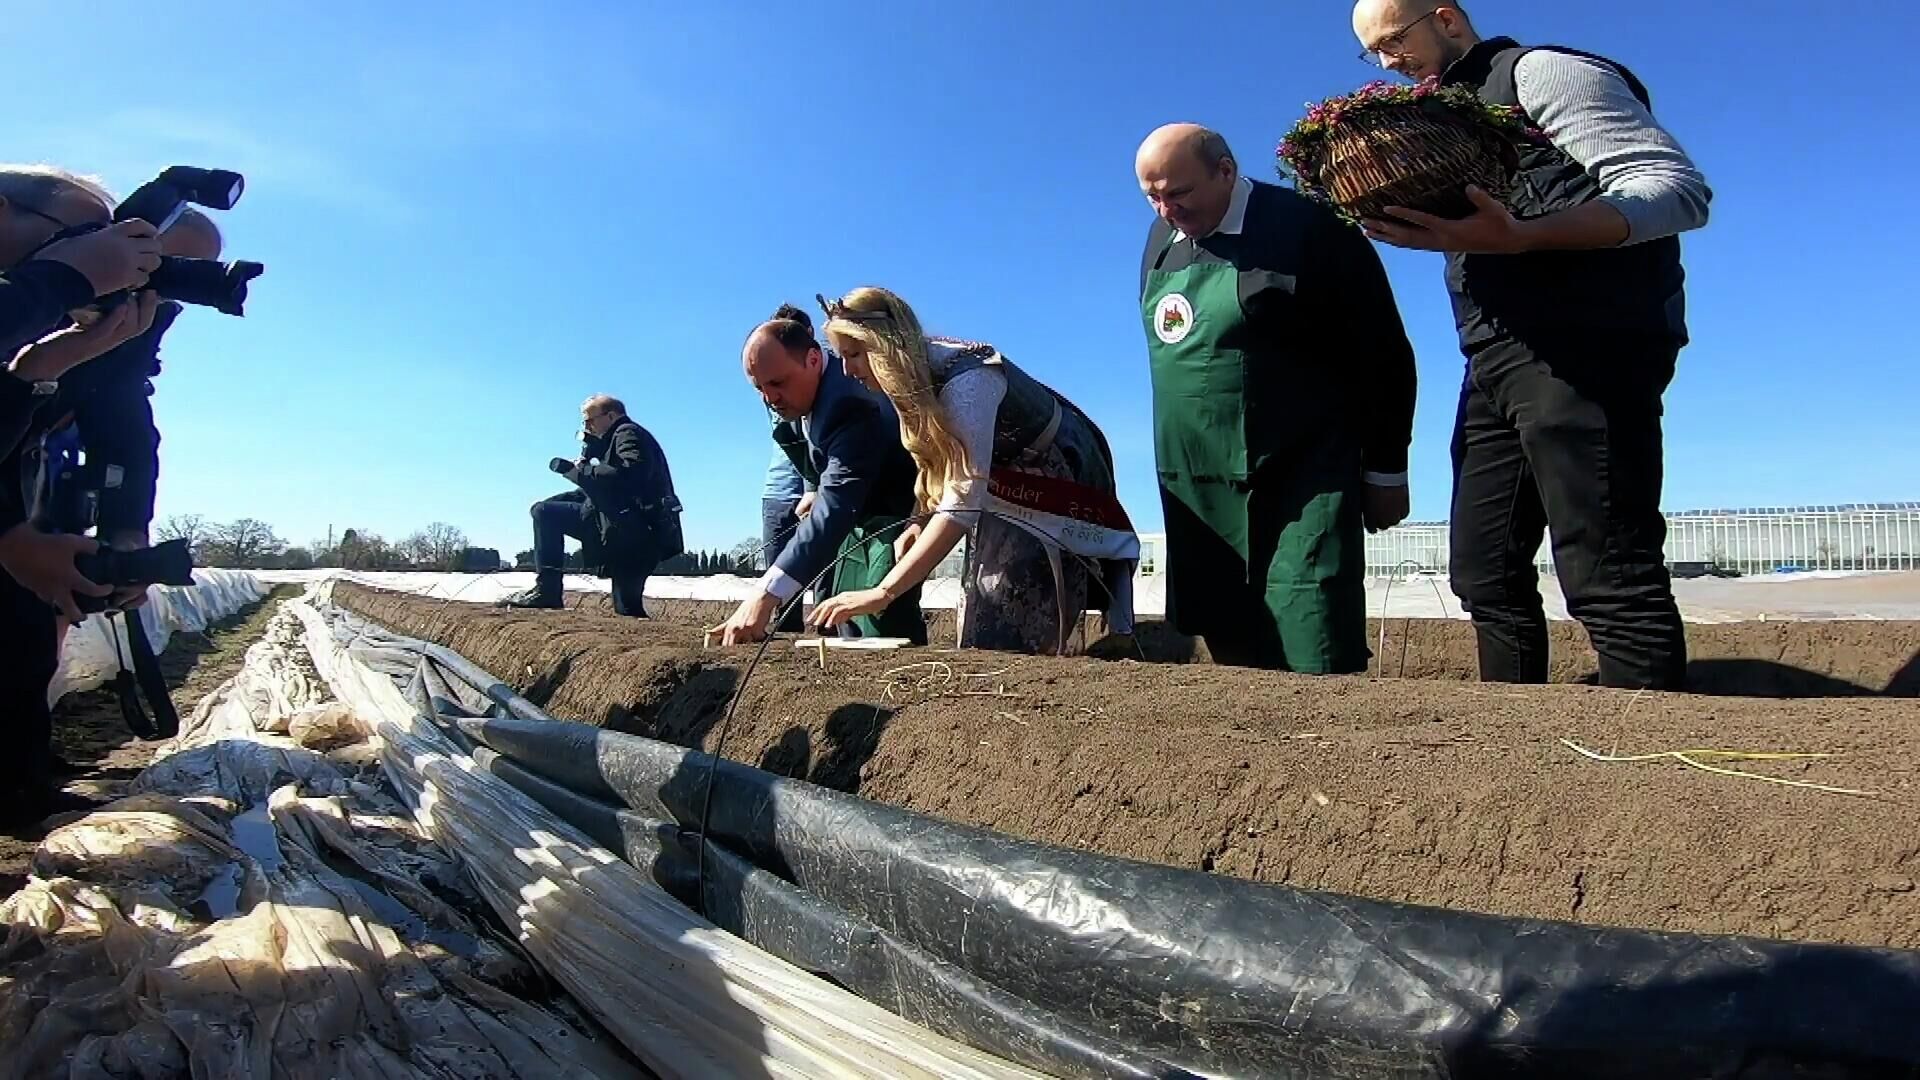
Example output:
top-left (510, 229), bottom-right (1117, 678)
top-left (504, 394), bottom-right (682, 618)
top-left (1, 165), bottom-right (260, 829)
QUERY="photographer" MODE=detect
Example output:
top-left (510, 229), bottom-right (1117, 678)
top-left (4, 166), bottom-right (163, 455)
top-left (57, 211), bottom-right (223, 585)
top-left (1, 165), bottom-right (166, 829)
top-left (503, 395), bottom-right (681, 617)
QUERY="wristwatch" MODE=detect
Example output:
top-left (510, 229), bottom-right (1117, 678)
top-left (3, 369), bottom-right (58, 397)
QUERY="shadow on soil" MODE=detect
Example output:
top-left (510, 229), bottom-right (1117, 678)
top-left (755, 703), bottom-right (896, 793)
top-left (1670, 659), bottom-right (1907, 699)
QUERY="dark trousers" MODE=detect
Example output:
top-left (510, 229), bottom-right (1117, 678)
top-left (1, 572), bottom-right (58, 820)
top-left (761, 496), bottom-right (804, 633)
top-left (531, 492), bottom-right (650, 616)
top-left (1449, 343), bottom-right (1687, 690)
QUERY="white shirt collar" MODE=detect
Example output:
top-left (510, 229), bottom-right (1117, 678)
top-left (1172, 175), bottom-right (1253, 241)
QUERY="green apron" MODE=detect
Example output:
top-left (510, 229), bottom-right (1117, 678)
top-left (1142, 241), bottom-right (1367, 674)
top-left (831, 514), bottom-right (928, 645)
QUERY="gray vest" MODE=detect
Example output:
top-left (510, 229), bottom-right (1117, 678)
top-left (927, 340), bottom-right (1062, 464)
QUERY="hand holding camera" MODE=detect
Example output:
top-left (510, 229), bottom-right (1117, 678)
top-left (10, 291), bottom-right (161, 382)
top-left (549, 456), bottom-right (577, 477)
top-left (0, 524), bottom-right (110, 623)
top-left (34, 220), bottom-right (163, 297)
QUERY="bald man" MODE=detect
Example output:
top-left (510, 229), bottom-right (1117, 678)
top-left (1136, 125), bottom-right (1416, 674)
top-left (1351, 1), bottom-right (1710, 691)
top-left (713, 304), bottom-right (923, 646)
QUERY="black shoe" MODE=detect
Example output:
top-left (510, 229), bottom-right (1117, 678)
top-left (498, 587), bottom-right (562, 610)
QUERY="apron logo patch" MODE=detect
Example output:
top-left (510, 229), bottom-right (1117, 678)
top-left (1154, 293), bottom-right (1195, 345)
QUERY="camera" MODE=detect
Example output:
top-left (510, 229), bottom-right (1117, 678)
top-left (43, 165), bottom-right (264, 316)
top-left (70, 537), bottom-right (196, 616)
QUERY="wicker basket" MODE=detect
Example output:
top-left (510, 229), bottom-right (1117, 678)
top-left (1312, 104), bottom-right (1516, 222)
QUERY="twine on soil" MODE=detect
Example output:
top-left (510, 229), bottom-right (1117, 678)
top-left (871, 660), bottom-right (1022, 702)
top-left (1559, 738), bottom-right (1880, 798)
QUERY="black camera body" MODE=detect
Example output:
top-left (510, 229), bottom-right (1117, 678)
top-left (70, 538), bottom-right (196, 616)
top-left (115, 167), bottom-right (262, 315)
top-left (43, 166), bottom-right (264, 316)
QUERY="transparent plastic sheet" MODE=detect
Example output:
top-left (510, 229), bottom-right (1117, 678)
top-left (319, 602), bottom-right (1920, 1080)
top-left (2, 598), bottom-right (643, 1079)
top-left (298, 586), bottom-right (1049, 1079)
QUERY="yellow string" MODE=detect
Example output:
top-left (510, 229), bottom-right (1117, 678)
top-left (1559, 738), bottom-right (1878, 798)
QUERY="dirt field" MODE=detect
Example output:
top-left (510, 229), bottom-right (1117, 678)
top-left (339, 583), bottom-right (1920, 949)
top-left (578, 592), bottom-right (1920, 696)
top-left (0, 587), bottom-right (299, 898)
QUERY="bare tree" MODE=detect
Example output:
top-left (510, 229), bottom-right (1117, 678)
top-left (423, 523), bottom-right (469, 570)
top-left (337, 528), bottom-right (396, 570)
top-left (205, 518), bottom-right (287, 568)
top-left (396, 523), bottom-right (468, 571)
top-left (156, 513), bottom-right (213, 557)
top-left (728, 537), bottom-right (763, 574)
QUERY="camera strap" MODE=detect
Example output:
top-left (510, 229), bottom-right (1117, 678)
top-left (106, 614), bottom-right (157, 741)
top-left (106, 611), bottom-right (180, 742)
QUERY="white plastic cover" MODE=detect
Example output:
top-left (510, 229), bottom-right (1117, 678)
top-left (3, 593), bottom-right (646, 1078)
top-left (297, 584), bottom-right (1046, 1078)
top-left (50, 569), bottom-right (268, 705)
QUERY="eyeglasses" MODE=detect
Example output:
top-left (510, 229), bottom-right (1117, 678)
top-left (10, 199), bottom-right (83, 232)
top-left (1358, 9), bottom-right (1439, 65)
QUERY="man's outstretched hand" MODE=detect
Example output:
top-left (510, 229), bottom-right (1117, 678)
top-left (710, 592), bottom-right (779, 646)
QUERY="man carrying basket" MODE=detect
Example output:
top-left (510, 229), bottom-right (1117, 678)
top-left (1350, 1), bottom-right (1713, 691)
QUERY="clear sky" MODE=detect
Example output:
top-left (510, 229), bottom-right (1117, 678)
top-left (11, 1), bottom-right (1916, 557)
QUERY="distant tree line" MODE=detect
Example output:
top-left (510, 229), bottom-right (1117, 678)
top-left (511, 538), bottom-right (761, 577)
top-left (160, 513), bottom-right (759, 577)
top-left (157, 515), bottom-right (502, 572)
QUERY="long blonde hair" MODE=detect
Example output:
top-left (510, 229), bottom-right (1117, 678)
top-left (823, 287), bottom-right (980, 514)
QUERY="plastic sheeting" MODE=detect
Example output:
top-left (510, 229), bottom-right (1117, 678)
top-left (301, 584), bottom-right (1050, 1079)
top-left (323, 600), bottom-right (1920, 1079)
top-left (2, 597), bottom-right (645, 1079)
top-left (51, 568), bottom-right (267, 705)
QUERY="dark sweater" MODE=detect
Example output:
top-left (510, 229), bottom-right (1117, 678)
top-left (1, 261), bottom-right (97, 532)
top-left (1141, 180), bottom-right (1417, 477)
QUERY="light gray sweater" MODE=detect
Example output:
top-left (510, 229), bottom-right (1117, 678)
top-left (1514, 49), bottom-right (1712, 244)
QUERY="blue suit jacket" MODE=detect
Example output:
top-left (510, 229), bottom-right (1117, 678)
top-left (771, 355), bottom-right (918, 592)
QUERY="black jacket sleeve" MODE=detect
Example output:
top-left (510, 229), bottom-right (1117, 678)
top-left (1312, 209), bottom-right (1417, 477)
top-left (1, 260), bottom-right (93, 357)
top-left (1, 372), bottom-right (54, 479)
top-left (63, 315), bottom-right (171, 537)
top-left (574, 422), bottom-right (648, 502)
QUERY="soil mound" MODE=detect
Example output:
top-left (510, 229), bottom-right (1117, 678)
top-left (338, 583), bottom-right (1920, 948)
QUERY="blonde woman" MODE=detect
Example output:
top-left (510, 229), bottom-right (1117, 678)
top-left (807, 287), bottom-right (1138, 655)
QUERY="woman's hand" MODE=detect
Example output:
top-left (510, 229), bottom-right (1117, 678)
top-left (807, 587), bottom-right (891, 631)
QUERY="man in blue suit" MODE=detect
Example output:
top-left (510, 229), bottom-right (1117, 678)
top-left (714, 304), bottom-right (924, 646)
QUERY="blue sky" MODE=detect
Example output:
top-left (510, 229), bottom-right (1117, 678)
top-left (12, 1), bottom-right (1916, 556)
